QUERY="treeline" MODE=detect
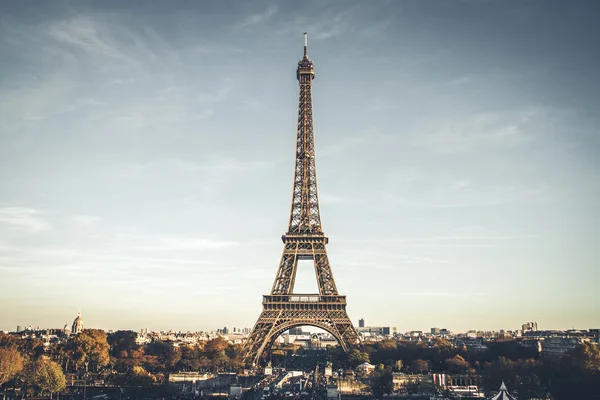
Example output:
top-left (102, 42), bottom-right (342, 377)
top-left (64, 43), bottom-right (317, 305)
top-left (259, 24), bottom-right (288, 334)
top-left (0, 329), bottom-right (243, 398)
top-left (335, 338), bottom-right (600, 399)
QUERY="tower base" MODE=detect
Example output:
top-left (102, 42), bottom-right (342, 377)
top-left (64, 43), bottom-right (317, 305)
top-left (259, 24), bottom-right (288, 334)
top-left (243, 295), bottom-right (359, 366)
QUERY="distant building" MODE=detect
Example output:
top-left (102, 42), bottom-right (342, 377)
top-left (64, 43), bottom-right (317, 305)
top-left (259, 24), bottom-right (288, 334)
top-left (521, 339), bottom-right (542, 353)
top-left (358, 318), bottom-right (365, 328)
top-left (71, 312), bottom-right (84, 335)
top-left (288, 327), bottom-right (303, 335)
top-left (324, 362), bottom-right (333, 377)
top-left (16, 325), bottom-right (22, 333)
top-left (357, 326), bottom-right (395, 336)
top-left (542, 337), bottom-right (582, 357)
top-left (356, 362), bottom-right (375, 376)
top-left (264, 362), bottom-right (273, 376)
top-left (522, 321), bottom-right (538, 332)
top-left (431, 327), bottom-right (441, 335)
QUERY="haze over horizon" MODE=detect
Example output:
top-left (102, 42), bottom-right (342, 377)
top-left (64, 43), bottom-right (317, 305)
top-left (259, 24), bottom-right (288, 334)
top-left (1, 0), bottom-right (599, 334)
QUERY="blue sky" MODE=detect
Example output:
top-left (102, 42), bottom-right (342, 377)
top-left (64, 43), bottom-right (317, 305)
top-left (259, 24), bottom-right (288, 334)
top-left (0, 0), bottom-right (599, 333)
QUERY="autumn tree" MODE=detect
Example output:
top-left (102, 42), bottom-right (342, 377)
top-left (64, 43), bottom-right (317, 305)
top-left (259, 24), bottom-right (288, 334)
top-left (348, 349), bottom-right (370, 367)
top-left (410, 359), bottom-right (429, 373)
top-left (178, 345), bottom-right (203, 371)
top-left (394, 360), bottom-right (403, 372)
top-left (23, 358), bottom-right (66, 398)
top-left (0, 347), bottom-right (23, 400)
top-left (65, 329), bottom-right (110, 372)
top-left (0, 334), bottom-right (17, 350)
top-left (548, 342), bottom-right (600, 400)
top-left (107, 330), bottom-right (143, 371)
top-left (144, 341), bottom-right (181, 372)
top-left (17, 338), bottom-right (45, 361)
top-left (203, 337), bottom-right (231, 371)
top-left (371, 369), bottom-right (393, 399)
top-left (445, 354), bottom-right (471, 373)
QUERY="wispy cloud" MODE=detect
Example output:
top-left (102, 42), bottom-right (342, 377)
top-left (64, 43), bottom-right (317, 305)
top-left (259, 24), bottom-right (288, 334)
top-left (196, 79), bottom-right (236, 103)
top-left (401, 292), bottom-right (485, 297)
top-left (0, 207), bottom-right (52, 233)
top-left (48, 15), bottom-right (128, 63)
top-left (133, 236), bottom-right (239, 251)
top-left (73, 215), bottom-right (102, 227)
top-left (319, 193), bottom-right (358, 205)
top-left (412, 108), bottom-right (543, 153)
top-left (235, 4), bottom-right (278, 30)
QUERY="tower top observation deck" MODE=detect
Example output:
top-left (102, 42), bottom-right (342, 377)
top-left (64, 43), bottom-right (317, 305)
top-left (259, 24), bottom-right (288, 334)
top-left (297, 32), bottom-right (315, 80)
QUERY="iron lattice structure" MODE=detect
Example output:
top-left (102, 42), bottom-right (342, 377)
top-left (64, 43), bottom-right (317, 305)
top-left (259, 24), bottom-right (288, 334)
top-left (243, 34), bottom-right (359, 366)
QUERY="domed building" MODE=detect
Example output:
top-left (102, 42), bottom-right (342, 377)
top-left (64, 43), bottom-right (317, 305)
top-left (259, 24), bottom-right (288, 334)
top-left (71, 312), bottom-right (84, 335)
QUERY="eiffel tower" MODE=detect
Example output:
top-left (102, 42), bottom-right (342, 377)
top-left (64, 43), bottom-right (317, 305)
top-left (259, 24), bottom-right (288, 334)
top-left (243, 34), bottom-right (359, 366)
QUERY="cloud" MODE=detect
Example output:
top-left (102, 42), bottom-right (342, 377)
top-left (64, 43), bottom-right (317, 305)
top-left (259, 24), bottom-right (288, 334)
top-left (0, 207), bottom-right (52, 233)
top-left (235, 4), bottom-right (278, 30)
top-left (48, 15), bottom-right (127, 62)
top-left (401, 292), bottom-right (485, 297)
top-left (319, 194), bottom-right (358, 205)
top-left (134, 236), bottom-right (239, 251)
top-left (196, 79), bottom-right (236, 103)
top-left (412, 108), bottom-right (542, 153)
top-left (338, 232), bottom-right (537, 249)
top-left (73, 215), bottom-right (102, 226)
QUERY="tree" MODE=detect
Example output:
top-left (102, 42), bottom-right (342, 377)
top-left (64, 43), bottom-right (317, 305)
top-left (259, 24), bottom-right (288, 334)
top-left (65, 329), bottom-right (110, 372)
top-left (348, 349), bottom-right (370, 367)
top-left (0, 347), bottom-right (23, 400)
top-left (107, 330), bottom-right (141, 371)
top-left (548, 342), bottom-right (600, 400)
top-left (0, 334), bottom-right (17, 350)
top-left (371, 370), bottom-right (393, 399)
top-left (204, 337), bottom-right (229, 358)
top-left (410, 359), bottom-right (429, 373)
top-left (23, 358), bottom-right (66, 398)
top-left (144, 341), bottom-right (181, 372)
top-left (130, 365), bottom-right (155, 386)
top-left (17, 338), bottom-right (45, 361)
top-left (179, 345), bottom-right (202, 371)
top-left (394, 360), bottom-right (403, 372)
top-left (445, 354), bottom-right (471, 373)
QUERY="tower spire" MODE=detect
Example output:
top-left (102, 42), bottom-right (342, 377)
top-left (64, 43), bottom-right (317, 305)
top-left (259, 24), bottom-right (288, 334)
top-left (303, 32), bottom-right (308, 57)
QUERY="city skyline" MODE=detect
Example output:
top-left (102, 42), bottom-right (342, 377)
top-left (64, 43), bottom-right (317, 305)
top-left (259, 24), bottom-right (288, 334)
top-left (1, 0), bottom-right (599, 333)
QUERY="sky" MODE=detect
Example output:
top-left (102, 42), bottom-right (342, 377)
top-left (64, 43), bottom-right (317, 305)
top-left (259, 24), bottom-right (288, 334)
top-left (0, 0), bottom-right (599, 334)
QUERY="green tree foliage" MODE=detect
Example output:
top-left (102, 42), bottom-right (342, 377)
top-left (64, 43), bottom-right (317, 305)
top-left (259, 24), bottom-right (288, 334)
top-left (23, 358), bottom-right (66, 397)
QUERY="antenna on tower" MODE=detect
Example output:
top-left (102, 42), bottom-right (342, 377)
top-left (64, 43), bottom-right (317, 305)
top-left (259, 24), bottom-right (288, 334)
top-left (304, 32), bottom-right (308, 57)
